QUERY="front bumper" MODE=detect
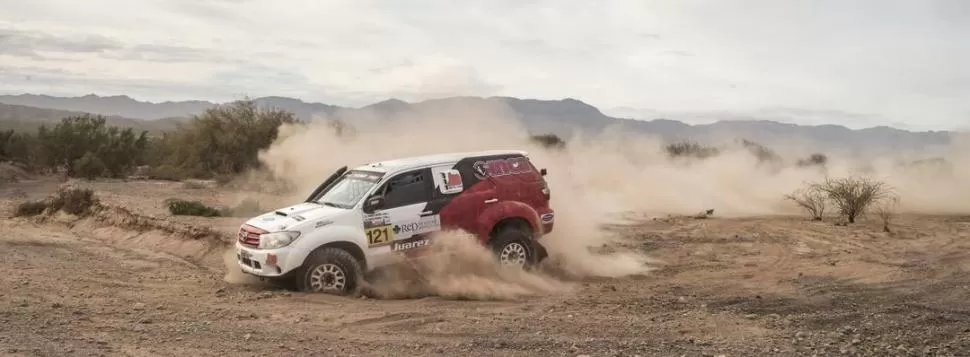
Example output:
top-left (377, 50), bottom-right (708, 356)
top-left (235, 243), bottom-right (299, 278)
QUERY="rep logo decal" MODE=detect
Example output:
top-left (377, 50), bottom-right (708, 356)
top-left (471, 157), bottom-right (533, 179)
top-left (393, 215), bottom-right (441, 235)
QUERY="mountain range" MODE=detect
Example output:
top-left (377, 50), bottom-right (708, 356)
top-left (0, 93), bottom-right (957, 154)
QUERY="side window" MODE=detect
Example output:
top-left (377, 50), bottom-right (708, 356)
top-left (380, 169), bottom-right (432, 208)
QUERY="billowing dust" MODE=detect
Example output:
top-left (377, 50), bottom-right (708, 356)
top-left (360, 229), bottom-right (572, 300)
top-left (226, 99), bottom-right (970, 299)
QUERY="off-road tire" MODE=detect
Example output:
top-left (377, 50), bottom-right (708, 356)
top-left (488, 227), bottom-right (538, 268)
top-left (294, 247), bottom-right (363, 296)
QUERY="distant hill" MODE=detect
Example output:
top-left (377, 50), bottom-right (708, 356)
top-left (0, 103), bottom-right (184, 134)
top-left (0, 93), bottom-right (955, 153)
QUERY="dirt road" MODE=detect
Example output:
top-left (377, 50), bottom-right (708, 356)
top-left (1, 179), bottom-right (969, 356)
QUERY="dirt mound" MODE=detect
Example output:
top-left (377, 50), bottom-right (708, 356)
top-left (360, 230), bottom-right (574, 301)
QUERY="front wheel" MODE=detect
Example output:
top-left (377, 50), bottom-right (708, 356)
top-left (295, 247), bottom-right (363, 295)
top-left (488, 228), bottom-right (538, 269)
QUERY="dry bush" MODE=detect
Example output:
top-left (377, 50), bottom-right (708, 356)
top-left (796, 153), bottom-right (828, 167)
top-left (811, 176), bottom-right (895, 224)
top-left (530, 133), bottom-right (566, 150)
top-left (873, 196), bottom-right (900, 233)
top-left (12, 186), bottom-right (99, 217)
top-left (665, 141), bottom-right (720, 159)
top-left (14, 200), bottom-right (48, 217)
top-left (785, 185), bottom-right (827, 220)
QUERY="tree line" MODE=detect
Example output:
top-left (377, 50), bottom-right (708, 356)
top-left (0, 99), bottom-right (298, 180)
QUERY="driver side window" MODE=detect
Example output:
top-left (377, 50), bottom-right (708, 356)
top-left (378, 169), bottom-right (431, 209)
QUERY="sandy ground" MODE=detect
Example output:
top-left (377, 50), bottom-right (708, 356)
top-left (1, 178), bottom-right (970, 357)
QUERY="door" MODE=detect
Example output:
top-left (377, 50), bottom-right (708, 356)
top-left (362, 168), bottom-right (439, 253)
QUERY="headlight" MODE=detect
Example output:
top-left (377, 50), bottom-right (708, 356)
top-left (259, 231), bottom-right (301, 249)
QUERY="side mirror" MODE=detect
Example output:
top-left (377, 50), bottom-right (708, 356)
top-left (362, 195), bottom-right (385, 214)
top-left (540, 168), bottom-right (547, 176)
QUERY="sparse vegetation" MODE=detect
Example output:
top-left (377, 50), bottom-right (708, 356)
top-left (13, 186), bottom-right (100, 217)
top-left (797, 153), bottom-right (828, 167)
top-left (0, 99), bottom-right (298, 182)
top-left (166, 199), bottom-right (224, 217)
top-left (740, 139), bottom-right (781, 164)
top-left (665, 141), bottom-right (720, 159)
top-left (14, 200), bottom-right (48, 217)
top-left (809, 176), bottom-right (896, 224)
top-left (785, 185), bottom-right (828, 221)
top-left (530, 134), bottom-right (566, 149)
top-left (874, 196), bottom-right (900, 233)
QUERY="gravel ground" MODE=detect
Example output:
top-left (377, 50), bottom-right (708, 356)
top-left (1, 179), bottom-right (969, 357)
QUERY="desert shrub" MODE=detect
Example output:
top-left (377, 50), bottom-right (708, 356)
top-left (797, 153), bottom-right (828, 167)
top-left (151, 99), bottom-right (298, 179)
top-left (873, 196), bottom-right (900, 233)
top-left (665, 141), bottom-right (720, 159)
top-left (530, 134), bottom-right (566, 150)
top-left (14, 200), bottom-right (48, 217)
top-left (73, 152), bottom-right (108, 180)
top-left (739, 139), bottom-right (781, 164)
top-left (811, 176), bottom-right (895, 224)
top-left (14, 187), bottom-right (100, 217)
top-left (50, 187), bottom-right (100, 215)
top-left (167, 199), bottom-right (224, 217)
top-left (785, 185), bottom-right (827, 220)
top-left (33, 115), bottom-right (148, 178)
top-left (0, 129), bottom-right (36, 165)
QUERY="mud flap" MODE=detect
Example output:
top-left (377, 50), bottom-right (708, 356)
top-left (534, 241), bottom-right (548, 263)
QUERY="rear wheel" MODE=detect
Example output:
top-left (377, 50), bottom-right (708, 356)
top-left (488, 227), bottom-right (538, 268)
top-left (295, 247), bottom-right (363, 295)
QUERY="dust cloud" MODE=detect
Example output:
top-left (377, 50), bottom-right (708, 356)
top-left (361, 229), bottom-right (572, 300)
top-left (246, 99), bottom-right (970, 297)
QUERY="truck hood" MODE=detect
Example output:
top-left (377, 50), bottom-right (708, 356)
top-left (244, 202), bottom-right (346, 232)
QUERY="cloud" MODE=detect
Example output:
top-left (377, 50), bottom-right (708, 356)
top-left (0, 0), bottom-right (967, 130)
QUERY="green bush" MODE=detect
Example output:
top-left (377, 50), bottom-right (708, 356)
top-left (73, 152), bottom-right (108, 180)
top-left (151, 99), bottom-right (298, 179)
top-left (167, 199), bottom-right (224, 217)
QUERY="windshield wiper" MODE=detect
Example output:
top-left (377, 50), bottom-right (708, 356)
top-left (320, 201), bottom-right (342, 208)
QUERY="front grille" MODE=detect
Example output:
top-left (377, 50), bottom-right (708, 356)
top-left (238, 225), bottom-right (266, 248)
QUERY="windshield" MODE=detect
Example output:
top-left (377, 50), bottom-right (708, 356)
top-left (315, 170), bottom-right (383, 209)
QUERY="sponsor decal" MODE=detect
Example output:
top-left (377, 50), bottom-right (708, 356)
top-left (292, 215), bottom-right (306, 222)
top-left (391, 235), bottom-right (432, 251)
top-left (363, 212), bottom-right (391, 228)
top-left (541, 213), bottom-right (554, 224)
top-left (314, 220), bottom-right (333, 228)
top-left (471, 156), bottom-right (533, 179)
top-left (392, 215), bottom-right (441, 235)
top-left (346, 170), bottom-right (384, 182)
top-left (261, 215), bottom-right (277, 222)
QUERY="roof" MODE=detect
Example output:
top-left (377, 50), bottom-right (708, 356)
top-left (353, 149), bottom-right (528, 174)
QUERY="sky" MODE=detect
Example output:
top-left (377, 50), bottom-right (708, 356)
top-left (0, 0), bottom-right (968, 131)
